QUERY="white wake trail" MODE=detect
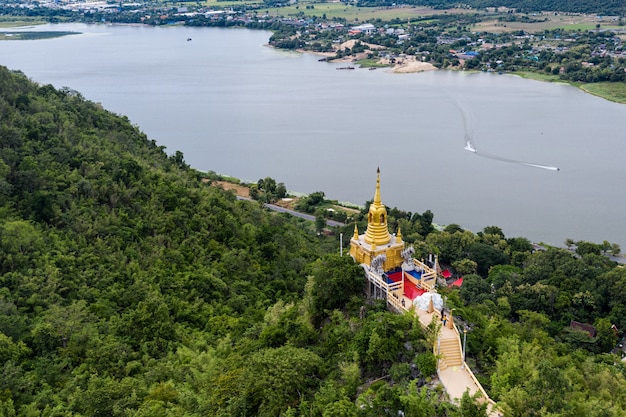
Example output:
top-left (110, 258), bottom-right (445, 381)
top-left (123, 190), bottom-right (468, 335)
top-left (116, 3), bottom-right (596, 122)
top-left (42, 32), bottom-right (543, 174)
top-left (452, 97), bottom-right (559, 172)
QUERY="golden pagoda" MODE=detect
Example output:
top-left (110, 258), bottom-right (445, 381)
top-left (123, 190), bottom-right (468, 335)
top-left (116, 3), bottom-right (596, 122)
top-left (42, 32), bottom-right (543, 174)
top-left (350, 168), bottom-right (405, 271)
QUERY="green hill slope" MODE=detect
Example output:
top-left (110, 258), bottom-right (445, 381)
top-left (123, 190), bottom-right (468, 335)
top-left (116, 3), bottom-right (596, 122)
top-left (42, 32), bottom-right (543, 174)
top-left (0, 65), bottom-right (327, 414)
top-left (0, 66), bottom-right (442, 417)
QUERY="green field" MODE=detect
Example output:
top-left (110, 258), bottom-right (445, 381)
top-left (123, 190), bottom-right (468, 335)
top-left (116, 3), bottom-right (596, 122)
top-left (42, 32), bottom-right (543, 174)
top-left (0, 19), bottom-right (46, 28)
top-left (513, 71), bottom-right (561, 82)
top-left (355, 58), bottom-right (390, 68)
top-left (205, 0), bottom-right (263, 7)
top-left (580, 82), bottom-right (626, 104)
top-left (552, 23), bottom-right (622, 31)
top-left (261, 3), bottom-right (444, 22)
top-left (513, 71), bottom-right (626, 104)
top-left (0, 31), bottom-right (79, 41)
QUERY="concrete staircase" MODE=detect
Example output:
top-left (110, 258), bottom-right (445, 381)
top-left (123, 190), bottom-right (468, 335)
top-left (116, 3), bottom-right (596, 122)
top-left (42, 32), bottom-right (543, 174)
top-left (437, 335), bottom-right (463, 370)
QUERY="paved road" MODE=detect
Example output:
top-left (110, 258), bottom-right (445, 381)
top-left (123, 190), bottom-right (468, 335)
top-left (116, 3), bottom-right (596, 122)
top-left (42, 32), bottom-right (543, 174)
top-left (236, 197), bottom-right (345, 227)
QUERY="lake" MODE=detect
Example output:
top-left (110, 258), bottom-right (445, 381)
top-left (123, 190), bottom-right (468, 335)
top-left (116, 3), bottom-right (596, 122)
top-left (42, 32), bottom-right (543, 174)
top-left (1, 23), bottom-right (625, 248)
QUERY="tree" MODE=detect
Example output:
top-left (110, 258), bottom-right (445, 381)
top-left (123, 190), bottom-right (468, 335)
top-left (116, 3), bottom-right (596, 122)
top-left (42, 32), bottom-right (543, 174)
top-left (309, 191), bottom-right (325, 205)
top-left (610, 243), bottom-right (621, 256)
top-left (456, 391), bottom-right (488, 417)
top-left (466, 243), bottom-right (509, 276)
top-left (315, 211), bottom-right (327, 234)
top-left (488, 265), bottom-right (523, 291)
top-left (322, 398), bottom-right (357, 417)
top-left (0, 332), bottom-right (29, 364)
top-left (42, 300), bottom-right (93, 349)
top-left (452, 258), bottom-right (478, 276)
top-left (418, 209), bottom-right (434, 236)
top-left (444, 224), bottom-right (464, 234)
top-left (482, 226), bottom-right (504, 238)
top-left (0, 220), bottom-right (44, 273)
top-left (594, 317), bottom-right (618, 353)
top-left (248, 184), bottom-right (259, 200)
top-left (575, 240), bottom-right (601, 256)
top-left (426, 230), bottom-right (477, 264)
top-left (275, 182), bottom-right (287, 199)
top-left (258, 176), bottom-right (277, 193)
top-left (414, 351), bottom-right (436, 377)
top-left (246, 346), bottom-right (322, 417)
top-left (307, 254), bottom-right (364, 323)
top-left (459, 274), bottom-right (493, 305)
top-left (400, 383), bottom-right (436, 417)
top-left (169, 150), bottom-right (188, 169)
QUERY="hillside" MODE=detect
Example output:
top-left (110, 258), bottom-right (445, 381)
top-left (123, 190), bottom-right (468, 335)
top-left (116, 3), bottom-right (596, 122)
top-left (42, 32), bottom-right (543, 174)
top-left (0, 66), bottom-right (324, 415)
top-left (3, 65), bottom-right (626, 417)
top-left (0, 66), bottom-right (448, 416)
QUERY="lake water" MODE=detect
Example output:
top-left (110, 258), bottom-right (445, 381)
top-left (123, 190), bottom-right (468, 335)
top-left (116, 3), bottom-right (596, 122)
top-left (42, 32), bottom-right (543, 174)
top-left (1, 23), bottom-right (625, 248)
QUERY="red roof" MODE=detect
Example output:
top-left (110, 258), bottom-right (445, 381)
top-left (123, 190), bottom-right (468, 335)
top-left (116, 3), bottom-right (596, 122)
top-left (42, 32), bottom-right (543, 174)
top-left (442, 269), bottom-right (452, 278)
top-left (449, 277), bottom-right (463, 287)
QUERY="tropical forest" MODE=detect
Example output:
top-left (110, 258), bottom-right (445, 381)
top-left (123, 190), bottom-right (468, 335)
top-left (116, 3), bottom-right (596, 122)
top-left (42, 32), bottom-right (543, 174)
top-left (2, 65), bottom-right (626, 417)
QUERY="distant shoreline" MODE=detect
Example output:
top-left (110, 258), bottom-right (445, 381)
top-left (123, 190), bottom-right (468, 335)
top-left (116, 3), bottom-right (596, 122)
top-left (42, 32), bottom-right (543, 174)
top-left (208, 173), bottom-right (626, 260)
top-left (3, 21), bottom-right (624, 103)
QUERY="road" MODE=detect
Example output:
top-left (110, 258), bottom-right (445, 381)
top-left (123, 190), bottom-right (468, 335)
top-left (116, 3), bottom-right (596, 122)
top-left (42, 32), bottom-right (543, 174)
top-left (236, 197), bottom-right (345, 227)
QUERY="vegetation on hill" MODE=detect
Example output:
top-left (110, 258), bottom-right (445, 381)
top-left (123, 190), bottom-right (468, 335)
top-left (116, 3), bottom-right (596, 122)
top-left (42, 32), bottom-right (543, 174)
top-left (0, 65), bottom-right (466, 416)
top-left (2, 65), bottom-right (626, 416)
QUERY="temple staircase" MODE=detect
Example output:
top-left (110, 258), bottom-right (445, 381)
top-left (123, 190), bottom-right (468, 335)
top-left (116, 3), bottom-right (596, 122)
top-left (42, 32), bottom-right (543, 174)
top-left (437, 331), bottom-right (463, 370)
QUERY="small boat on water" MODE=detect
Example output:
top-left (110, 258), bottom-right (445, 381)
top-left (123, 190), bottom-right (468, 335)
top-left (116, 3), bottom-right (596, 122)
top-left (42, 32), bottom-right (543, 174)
top-left (337, 66), bottom-right (355, 70)
top-left (187, 38), bottom-right (192, 41)
top-left (464, 140), bottom-right (477, 153)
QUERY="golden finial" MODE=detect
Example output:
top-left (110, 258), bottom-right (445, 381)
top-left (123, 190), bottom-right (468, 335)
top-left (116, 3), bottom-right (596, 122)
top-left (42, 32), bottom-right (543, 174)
top-left (373, 167), bottom-right (381, 205)
top-left (353, 223), bottom-right (359, 240)
top-left (396, 226), bottom-right (403, 243)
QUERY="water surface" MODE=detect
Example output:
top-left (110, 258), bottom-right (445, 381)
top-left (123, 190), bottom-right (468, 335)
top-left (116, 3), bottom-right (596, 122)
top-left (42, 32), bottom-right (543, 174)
top-left (1, 23), bottom-right (624, 247)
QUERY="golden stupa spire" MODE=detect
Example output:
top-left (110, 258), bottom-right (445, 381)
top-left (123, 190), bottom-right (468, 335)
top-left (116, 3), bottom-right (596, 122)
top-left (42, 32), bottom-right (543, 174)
top-left (373, 167), bottom-right (382, 205)
top-left (364, 168), bottom-right (391, 246)
top-left (396, 226), bottom-right (403, 243)
top-left (353, 223), bottom-right (359, 240)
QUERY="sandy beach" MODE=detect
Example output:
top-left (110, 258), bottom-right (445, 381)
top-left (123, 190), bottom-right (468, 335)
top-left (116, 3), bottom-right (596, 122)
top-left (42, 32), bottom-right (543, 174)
top-left (295, 39), bottom-right (437, 73)
top-left (386, 56), bottom-right (437, 73)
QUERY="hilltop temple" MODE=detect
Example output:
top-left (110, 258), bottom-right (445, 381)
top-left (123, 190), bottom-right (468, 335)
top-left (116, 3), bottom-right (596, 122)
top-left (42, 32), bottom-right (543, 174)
top-left (349, 167), bottom-right (404, 270)
top-left (349, 169), bottom-right (498, 414)
top-left (349, 168), bottom-right (438, 310)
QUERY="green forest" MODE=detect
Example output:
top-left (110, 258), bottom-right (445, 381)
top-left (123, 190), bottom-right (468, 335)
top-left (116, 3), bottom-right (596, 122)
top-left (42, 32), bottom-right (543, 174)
top-left (2, 65), bottom-right (626, 417)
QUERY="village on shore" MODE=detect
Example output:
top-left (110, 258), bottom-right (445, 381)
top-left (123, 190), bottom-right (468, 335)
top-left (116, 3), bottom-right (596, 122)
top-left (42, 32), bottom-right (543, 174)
top-left (2, 0), bottom-right (626, 101)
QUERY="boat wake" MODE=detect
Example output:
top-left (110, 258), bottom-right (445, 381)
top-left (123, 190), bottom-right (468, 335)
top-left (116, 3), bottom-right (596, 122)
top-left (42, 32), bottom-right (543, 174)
top-left (521, 163), bottom-right (560, 171)
top-left (455, 99), bottom-right (559, 172)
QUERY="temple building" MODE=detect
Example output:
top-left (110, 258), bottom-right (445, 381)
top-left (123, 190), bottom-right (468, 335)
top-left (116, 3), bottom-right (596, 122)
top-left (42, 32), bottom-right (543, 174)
top-left (349, 167), bottom-right (405, 272)
top-left (348, 169), bottom-right (497, 413)
top-left (349, 168), bottom-right (438, 310)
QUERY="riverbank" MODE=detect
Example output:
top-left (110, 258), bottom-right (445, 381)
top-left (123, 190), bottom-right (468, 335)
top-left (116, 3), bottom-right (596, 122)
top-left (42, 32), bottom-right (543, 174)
top-left (512, 71), bottom-right (626, 104)
top-left (2, 19), bottom-right (623, 102)
top-left (209, 175), bottom-right (624, 262)
top-left (296, 39), bottom-right (437, 74)
top-left (299, 41), bottom-right (623, 101)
